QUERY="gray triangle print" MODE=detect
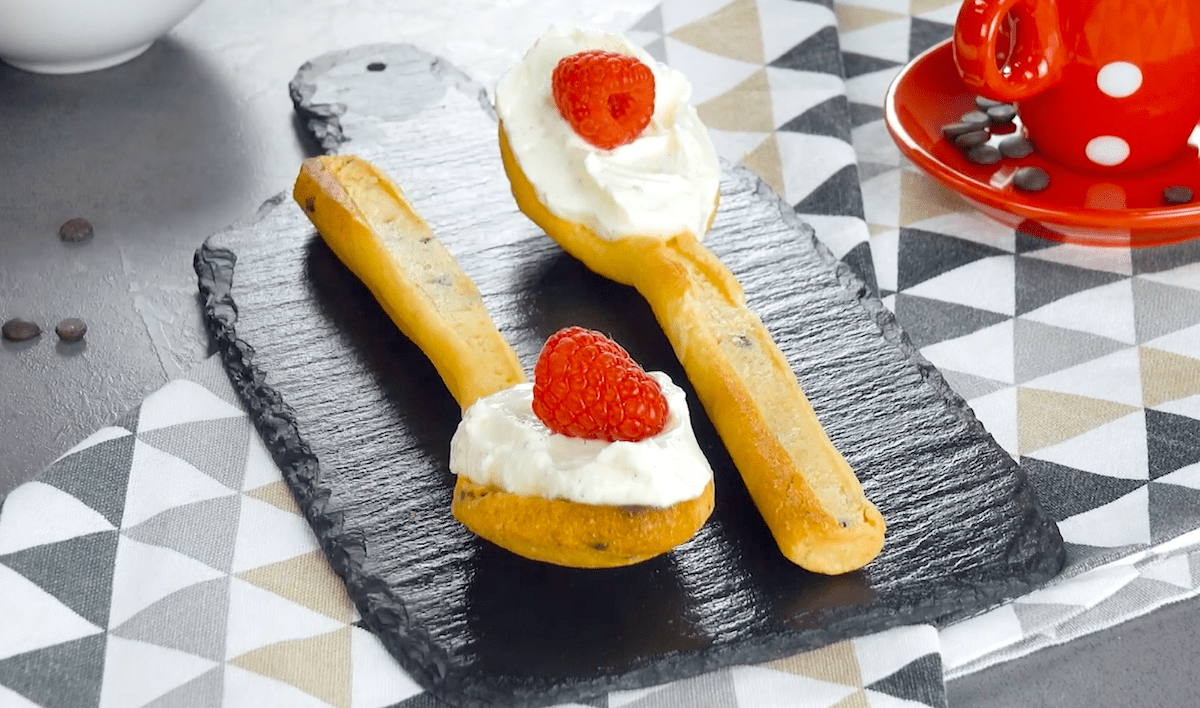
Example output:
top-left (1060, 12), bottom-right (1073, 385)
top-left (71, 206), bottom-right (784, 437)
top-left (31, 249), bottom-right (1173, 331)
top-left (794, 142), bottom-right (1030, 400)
top-left (111, 576), bottom-right (231, 662)
top-left (1013, 319), bottom-right (1127, 384)
top-left (123, 494), bottom-right (242, 573)
top-left (1012, 601), bottom-right (1074, 635)
top-left (0, 530), bottom-right (118, 628)
top-left (38, 434), bottom-right (136, 528)
top-left (143, 665), bottom-right (225, 708)
top-left (0, 633), bottom-right (106, 708)
top-left (137, 416), bottom-right (251, 491)
top-left (1132, 278), bottom-right (1200, 343)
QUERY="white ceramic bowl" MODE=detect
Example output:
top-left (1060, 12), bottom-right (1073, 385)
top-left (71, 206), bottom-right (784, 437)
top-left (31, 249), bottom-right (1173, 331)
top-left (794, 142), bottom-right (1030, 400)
top-left (0, 0), bottom-right (207, 74)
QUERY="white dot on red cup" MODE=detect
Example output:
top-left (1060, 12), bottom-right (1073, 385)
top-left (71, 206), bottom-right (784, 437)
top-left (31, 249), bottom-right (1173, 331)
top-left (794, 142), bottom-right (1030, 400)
top-left (1096, 62), bottom-right (1143, 98)
top-left (1086, 136), bottom-right (1131, 166)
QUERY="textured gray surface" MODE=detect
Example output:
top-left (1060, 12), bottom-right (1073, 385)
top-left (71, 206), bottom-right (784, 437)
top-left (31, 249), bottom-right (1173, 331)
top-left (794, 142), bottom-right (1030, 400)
top-left (1, 0), bottom-right (1198, 704)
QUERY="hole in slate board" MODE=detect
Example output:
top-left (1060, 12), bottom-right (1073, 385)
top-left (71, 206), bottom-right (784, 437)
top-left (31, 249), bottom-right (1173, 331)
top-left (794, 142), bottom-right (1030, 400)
top-left (367, 62), bottom-right (387, 72)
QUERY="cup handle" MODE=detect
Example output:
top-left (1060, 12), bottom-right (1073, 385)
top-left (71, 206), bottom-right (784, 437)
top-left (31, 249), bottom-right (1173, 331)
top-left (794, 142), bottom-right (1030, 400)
top-left (953, 0), bottom-right (1065, 102)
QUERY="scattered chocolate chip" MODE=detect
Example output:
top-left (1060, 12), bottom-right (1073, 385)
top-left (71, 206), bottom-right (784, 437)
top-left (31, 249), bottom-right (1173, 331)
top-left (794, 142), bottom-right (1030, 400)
top-left (960, 110), bottom-right (990, 129)
top-left (967, 144), bottom-right (1002, 165)
top-left (999, 135), bottom-right (1035, 159)
top-left (1164, 186), bottom-right (1194, 205)
top-left (366, 62), bottom-right (387, 72)
top-left (304, 196), bottom-right (316, 212)
top-left (942, 121), bottom-right (980, 139)
top-left (732, 334), bottom-right (752, 348)
top-left (986, 104), bottom-right (1017, 124)
top-left (1013, 166), bottom-right (1050, 192)
top-left (955, 129), bottom-right (990, 149)
top-left (591, 542), bottom-right (609, 551)
top-left (2, 318), bottom-right (41, 342)
top-left (975, 96), bottom-right (1004, 110)
top-left (58, 218), bottom-right (93, 243)
top-left (55, 318), bottom-right (87, 341)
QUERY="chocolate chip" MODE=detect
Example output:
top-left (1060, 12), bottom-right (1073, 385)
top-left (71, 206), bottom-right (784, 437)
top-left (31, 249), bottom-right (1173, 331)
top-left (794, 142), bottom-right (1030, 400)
top-left (975, 96), bottom-right (1004, 110)
top-left (960, 110), bottom-right (991, 129)
top-left (1164, 186), bottom-right (1193, 205)
top-left (955, 130), bottom-right (990, 149)
top-left (967, 144), bottom-right (1002, 165)
top-left (58, 218), bottom-right (93, 243)
top-left (304, 196), bottom-right (316, 212)
top-left (986, 104), bottom-right (1017, 124)
top-left (366, 62), bottom-right (387, 72)
top-left (942, 122), bottom-right (979, 139)
top-left (732, 334), bottom-right (752, 348)
top-left (1013, 166), bottom-right (1050, 192)
top-left (999, 135), bottom-right (1034, 159)
top-left (55, 318), bottom-right (87, 341)
top-left (2, 318), bottom-right (41, 342)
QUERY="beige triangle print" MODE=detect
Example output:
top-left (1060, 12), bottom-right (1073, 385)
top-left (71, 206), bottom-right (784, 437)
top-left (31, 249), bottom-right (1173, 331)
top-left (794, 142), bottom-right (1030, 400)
top-left (911, 0), bottom-right (962, 16)
top-left (669, 0), bottom-right (765, 65)
top-left (230, 626), bottom-right (352, 708)
top-left (761, 640), bottom-right (863, 687)
top-left (741, 133), bottom-right (787, 198)
top-left (246, 480), bottom-right (302, 515)
top-left (697, 69), bottom-right (775, 132)
top-left (1140, 346), bottom-right (1200, 407)
top-left (830, 689), bottom-right (872, 708)
top-left (835, 4), bottom-right (907, 33)
top-left (900, 169), bottom-right (972, 226)
top-left (1017, 387), bottom-right (1139, 454)
top-left (237, 549), bottom-right (355, 623)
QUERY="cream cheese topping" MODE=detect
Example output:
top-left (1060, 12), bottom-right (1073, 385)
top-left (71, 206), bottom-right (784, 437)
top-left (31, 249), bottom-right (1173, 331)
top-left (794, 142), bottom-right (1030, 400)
top-left (495, 27), bottom-right (720, 241)
top-left (449, 372), bottom-right (714, 507)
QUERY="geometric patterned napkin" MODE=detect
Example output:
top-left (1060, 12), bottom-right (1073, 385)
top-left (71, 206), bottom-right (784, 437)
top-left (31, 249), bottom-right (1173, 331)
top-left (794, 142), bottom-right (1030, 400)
top-left (835, 0), bottom-right (1200, 682)
top-left (0, 353), bottom-right (945, 708)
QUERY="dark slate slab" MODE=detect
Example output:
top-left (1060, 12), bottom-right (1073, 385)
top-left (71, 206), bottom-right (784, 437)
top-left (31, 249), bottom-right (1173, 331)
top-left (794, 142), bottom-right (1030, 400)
top-left (194, 44), bottom-right (1063, 708)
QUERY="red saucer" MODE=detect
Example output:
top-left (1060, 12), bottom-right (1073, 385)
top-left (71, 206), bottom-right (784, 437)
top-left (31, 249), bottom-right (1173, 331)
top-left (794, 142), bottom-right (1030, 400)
top-left (885, 40), bottom-right (1200, 247)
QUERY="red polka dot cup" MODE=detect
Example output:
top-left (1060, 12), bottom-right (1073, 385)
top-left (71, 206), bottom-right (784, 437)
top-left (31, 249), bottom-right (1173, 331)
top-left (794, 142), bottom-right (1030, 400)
top-left (953, 0), bottom-right (1200, 174)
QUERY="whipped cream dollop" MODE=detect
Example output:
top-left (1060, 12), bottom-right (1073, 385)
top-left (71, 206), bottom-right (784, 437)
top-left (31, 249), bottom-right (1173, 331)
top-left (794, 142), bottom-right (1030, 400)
top-left (449, 372), bottom-right (713, 507)
top-left (495, 27), bottom-right (720, 242)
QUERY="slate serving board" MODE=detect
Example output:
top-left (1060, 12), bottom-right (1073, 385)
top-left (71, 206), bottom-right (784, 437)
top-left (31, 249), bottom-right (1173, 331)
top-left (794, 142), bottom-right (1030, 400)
top-left (194, 44), bottom-right (1065, 707)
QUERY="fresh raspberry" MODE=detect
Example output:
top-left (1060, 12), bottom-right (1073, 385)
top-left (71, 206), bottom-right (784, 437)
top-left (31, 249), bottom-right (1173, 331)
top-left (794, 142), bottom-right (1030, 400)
top-left (532, 326), bottom-right (669, 442)
top-left (552, 50), bottom-right (655, 150)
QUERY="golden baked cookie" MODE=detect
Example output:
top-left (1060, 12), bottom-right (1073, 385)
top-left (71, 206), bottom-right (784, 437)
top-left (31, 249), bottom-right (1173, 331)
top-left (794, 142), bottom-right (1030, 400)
top-left (293, 154), bottom-right (714, 568)
top-left (498, 126), bottom-right (886, 575)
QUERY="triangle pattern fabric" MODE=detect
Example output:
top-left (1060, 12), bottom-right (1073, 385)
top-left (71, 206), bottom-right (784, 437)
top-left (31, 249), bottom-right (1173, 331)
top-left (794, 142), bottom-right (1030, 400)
top-left (892, 293), bottom-right (1010, 349)
top-left (236, 549), bottom-right (356, 623)
top-left (697, 68), bottom-right (775, 132)
top-left (0, 563), bottom-right (103, 662)
top-left (0, 481), bottom-right (115, 555)
top-left (134, 379), bottom-right (246, 434)
top-left (1140, 347), bottom-right (1200, 408)
top-left (779, 94), bottom-right (852, 143)
top-left (136, 415), bottom-right (252, 492)
top-left (123, 493), bottom-right (242, 574)
top-left (1014, 255), bottom-right (1127, 316)
top-left (895, 228), bottom-right (1008, 292)
top-left (37, 433), bottom-right (136, 528)
top-left (864, 653), bottom-right (944, 708)
top-left (110, 576), bottom-right (231, 662)
top-left (0, 530), bottom-right (118, 629)
top-left (120, 439), bottom-right (237, 530)
top-left (1133, 278), bottom-right (1200, 344)
top-left (1146, 408), bottom-right (1200, 480)
top-left (99, 635), bottom-right (218, 708)
top-left (770, 25), bottom-right (845, 76)
top-left (142, 666), bottom-right (224, 708)
top-left (670, 0), bottom-right (764, 65)
top-left (1149, 482), bottom-right (1200, 546)
top-left (0, 634), bottom-right (107, 708)
top-left (228, 626), bottom-right (352, 708)
top-left (1021, 458), bottom-right (1146, 522)
top-left (793, 164), bottom-right (865, 219)
top-left (1013, 319), bottom-right (1128, 385)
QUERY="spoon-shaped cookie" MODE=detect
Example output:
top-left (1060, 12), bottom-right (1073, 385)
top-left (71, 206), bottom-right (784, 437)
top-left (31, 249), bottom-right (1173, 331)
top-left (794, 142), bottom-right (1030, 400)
top-left (293, 154), bottom-right (714, 567)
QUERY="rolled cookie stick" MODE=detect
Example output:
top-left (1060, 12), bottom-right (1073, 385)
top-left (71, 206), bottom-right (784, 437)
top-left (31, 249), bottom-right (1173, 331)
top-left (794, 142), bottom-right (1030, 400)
top-left (292, 154), bottom-right (714, 568)
top-left (294, 154), bottom-right (526, 410)
top-left (499, 128), bottom-right (885, 574)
